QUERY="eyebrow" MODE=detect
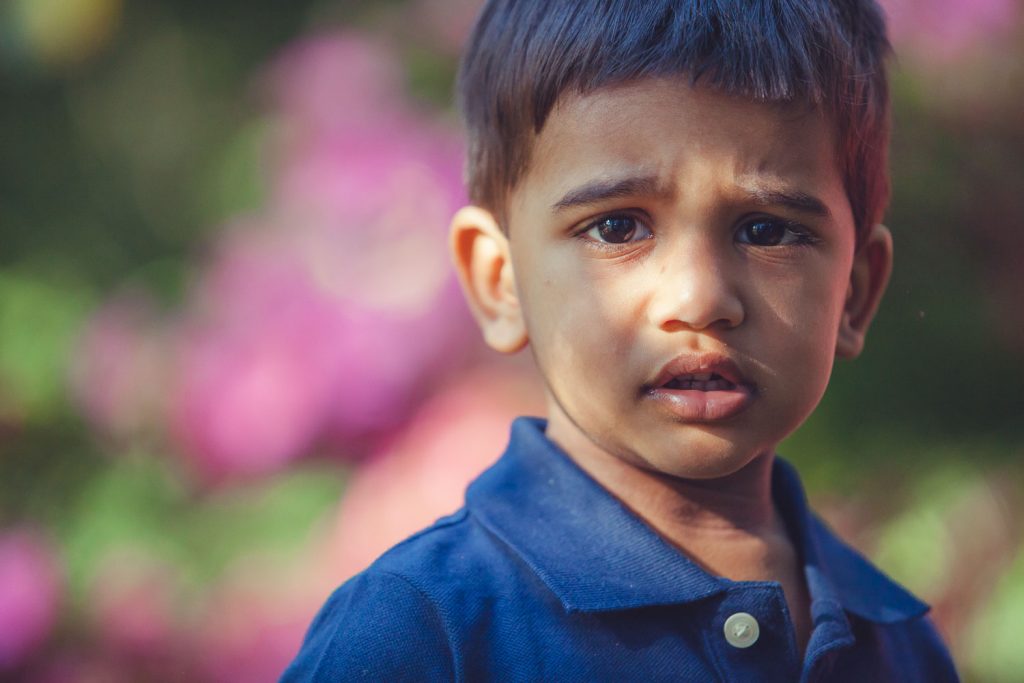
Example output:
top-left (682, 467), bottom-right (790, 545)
top-left (550, 175), bottom-right (833, 220)
top-left (743, 185), bottom-right (832, 219)
top-left (551, 175), bottom-right (666, 213)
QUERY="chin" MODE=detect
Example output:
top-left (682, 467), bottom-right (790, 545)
top-left (642, 435), bottom-right (768, 481)
top-left (663, 457), bottom-right (758, 481)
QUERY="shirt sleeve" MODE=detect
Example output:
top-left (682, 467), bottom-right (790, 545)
top-left (280, 570), bottom-right (455, 682)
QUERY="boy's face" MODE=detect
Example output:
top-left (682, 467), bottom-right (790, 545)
top-left (452, 78), bottom-right (891, 480)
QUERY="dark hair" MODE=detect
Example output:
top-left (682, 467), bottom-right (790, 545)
top-left (457, 0), bottom-right (892, 242)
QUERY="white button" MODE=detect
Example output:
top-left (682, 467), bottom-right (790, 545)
top-left (723, 612), bottom-right (760, 648)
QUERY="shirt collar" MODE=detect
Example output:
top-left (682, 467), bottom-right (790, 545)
top-left (466, 417), bottom-right (928, 623)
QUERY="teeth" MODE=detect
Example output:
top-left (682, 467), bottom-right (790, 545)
top-left (663, 377), bottom-right (738, 391)
top-left (693, 373), bottom-right (713, 381)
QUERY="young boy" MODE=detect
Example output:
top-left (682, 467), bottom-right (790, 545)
top-left (283, 1), bottom-right (959, 680)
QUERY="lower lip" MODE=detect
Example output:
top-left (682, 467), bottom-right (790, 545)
top-left (645, 385), bottom-right (754, 422)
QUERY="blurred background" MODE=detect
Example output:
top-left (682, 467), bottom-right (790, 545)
top-left (0, 0), bottom-right (1021, 680)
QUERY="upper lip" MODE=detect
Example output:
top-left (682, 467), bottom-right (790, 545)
top-left (648, 352), bottom-right (749, 390)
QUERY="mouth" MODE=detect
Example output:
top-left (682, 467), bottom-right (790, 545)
top-left (645, 355), bottom-right (754, 422)
top-left (660, 372), bottom-right (739, 392)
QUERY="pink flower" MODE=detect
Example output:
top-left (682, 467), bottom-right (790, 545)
top-left (87, 549), bottom-right (184, 666)
top-left (327, 365), bottom-right (545, 578)
top-left (408, 0), bottom-right (484, 55)
top-left (167, 208), bottom-right (474, 478)
top-left (266, 74), bottom-right (474, 441)
top-left (88, 31), bottom-right (478, 481)
top-left (22, 652), bottom-right (117, 683)
top-left (323, 295), bottom-right (475, 439)
top-left (262, 33), bottom-right (406, 135)
top-left (0, 529), bottom-right (61, 670)
top-left (881, 0), bottom-right (1020, 63)
top-left (168, 303), bottom-right (347, 482)
top-left (272, 124), bottom-right (466, 244)
top-left (70, 291), bottom-right (164, 441)
top-left (166, 32), bottom-right (475, 478)
top-left (194, 557), bottom-right (324, 683)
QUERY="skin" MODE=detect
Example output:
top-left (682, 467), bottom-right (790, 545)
top-left (450, 78), bottom-right (893, 658)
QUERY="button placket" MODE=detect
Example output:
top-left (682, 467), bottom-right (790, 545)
top-left (707, 588), bottom-right (800, 683)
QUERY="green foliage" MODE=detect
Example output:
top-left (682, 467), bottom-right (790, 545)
top-left (870, 464), bottom-right (974, 598)
top-left (197, 119), bottom-right (270, 227)
top-left (0, 270), bottom-right (94, 422)
top-left (60, 453), bottom-right (345, 605)
top-left (966, 548), bottom-right (1024, 682)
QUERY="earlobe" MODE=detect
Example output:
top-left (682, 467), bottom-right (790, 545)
top-left (449, 206), bottom-right (528, 354)
top-left (836, 224), bottom-right (893, 359)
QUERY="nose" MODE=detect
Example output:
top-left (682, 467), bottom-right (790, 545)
top-left (648, 239), bottom-right (744, 332)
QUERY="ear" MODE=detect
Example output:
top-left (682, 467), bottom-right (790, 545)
top-left (836, 223), bottom-right (894, 359)
top-left (449, 206), bottom-right (528, 353)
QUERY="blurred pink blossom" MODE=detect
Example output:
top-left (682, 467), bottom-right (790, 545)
top-left (71, 292), bottom-right (165, 441)
top-left (272, 125), bottom-right (465, 254)
top-left (0, 530), bottom-right (61, 670)
top-left (24, 652), bottom-right (124, 683)
top-left (409, 0), bottom-right (483, 55)
top-left (195, 557), bottom-right (320, 683)
top-left (87, 549), bottom-right (185, 669)
top-left (327, 365), bottom-right (544, 578)
top-left (263, 33), bottom-right (406, 135)
top-left (169, 307), bottom-right (346, 482)
top-left (881, 0), bottom-right (1019, 63)
top-left (164, 32), bottom-right (475, 480)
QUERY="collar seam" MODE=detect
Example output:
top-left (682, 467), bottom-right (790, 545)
top-left (468, 507), bottom-right (576, 611)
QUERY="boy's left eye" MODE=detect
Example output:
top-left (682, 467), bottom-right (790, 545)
top-left (582, 215), bottom-right (653, 245)
top-left (735, 219), bottom-right (815, 247)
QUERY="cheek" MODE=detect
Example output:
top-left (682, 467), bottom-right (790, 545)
top-left (755, 257), bottom-right (849, 334)
top-left (526, 254), bottom-right (638, 335)
top-left (753, 263), bottom-right (849, 394)
top-left (520, 258), bottom-right (646, 382)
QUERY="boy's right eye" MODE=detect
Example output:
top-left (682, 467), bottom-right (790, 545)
top-left (583, 214), bottom-right (653, 244)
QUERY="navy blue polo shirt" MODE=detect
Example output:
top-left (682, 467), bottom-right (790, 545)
top-left (283, 417), bottom-right (958, 682)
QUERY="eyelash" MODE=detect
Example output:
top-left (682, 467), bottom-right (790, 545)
top-left (576, 213), bottom-right (820, 250)
top-left (577, 213), bottom-right (653, 249)
top-left (735, 217), bottom-right (821, 248)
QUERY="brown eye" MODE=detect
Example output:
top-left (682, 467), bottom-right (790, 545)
top-left (742, 220), bottom-right (785, 246)
top-left (584, 215), bottom-right (652, 244)
top-left (736, 219), bottom-right (815, 247)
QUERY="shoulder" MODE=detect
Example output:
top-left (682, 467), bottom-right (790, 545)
top-left (281, 509), bottom-right (514, 682)
top-left (872, 614), bottom-right (960, 681)
top-left (280, 569), bottom-right (454, 682)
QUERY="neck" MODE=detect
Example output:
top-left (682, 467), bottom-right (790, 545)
top-left (656, 454), bottom-right (779, 533)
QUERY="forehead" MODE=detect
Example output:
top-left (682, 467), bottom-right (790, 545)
top-left (509, 78), bottom-right (849, 222)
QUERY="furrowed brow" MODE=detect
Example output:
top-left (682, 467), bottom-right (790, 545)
top-left (744, 185), bottom-right (832, 219)
top-left (552, 175), bottom-right (665, 213)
